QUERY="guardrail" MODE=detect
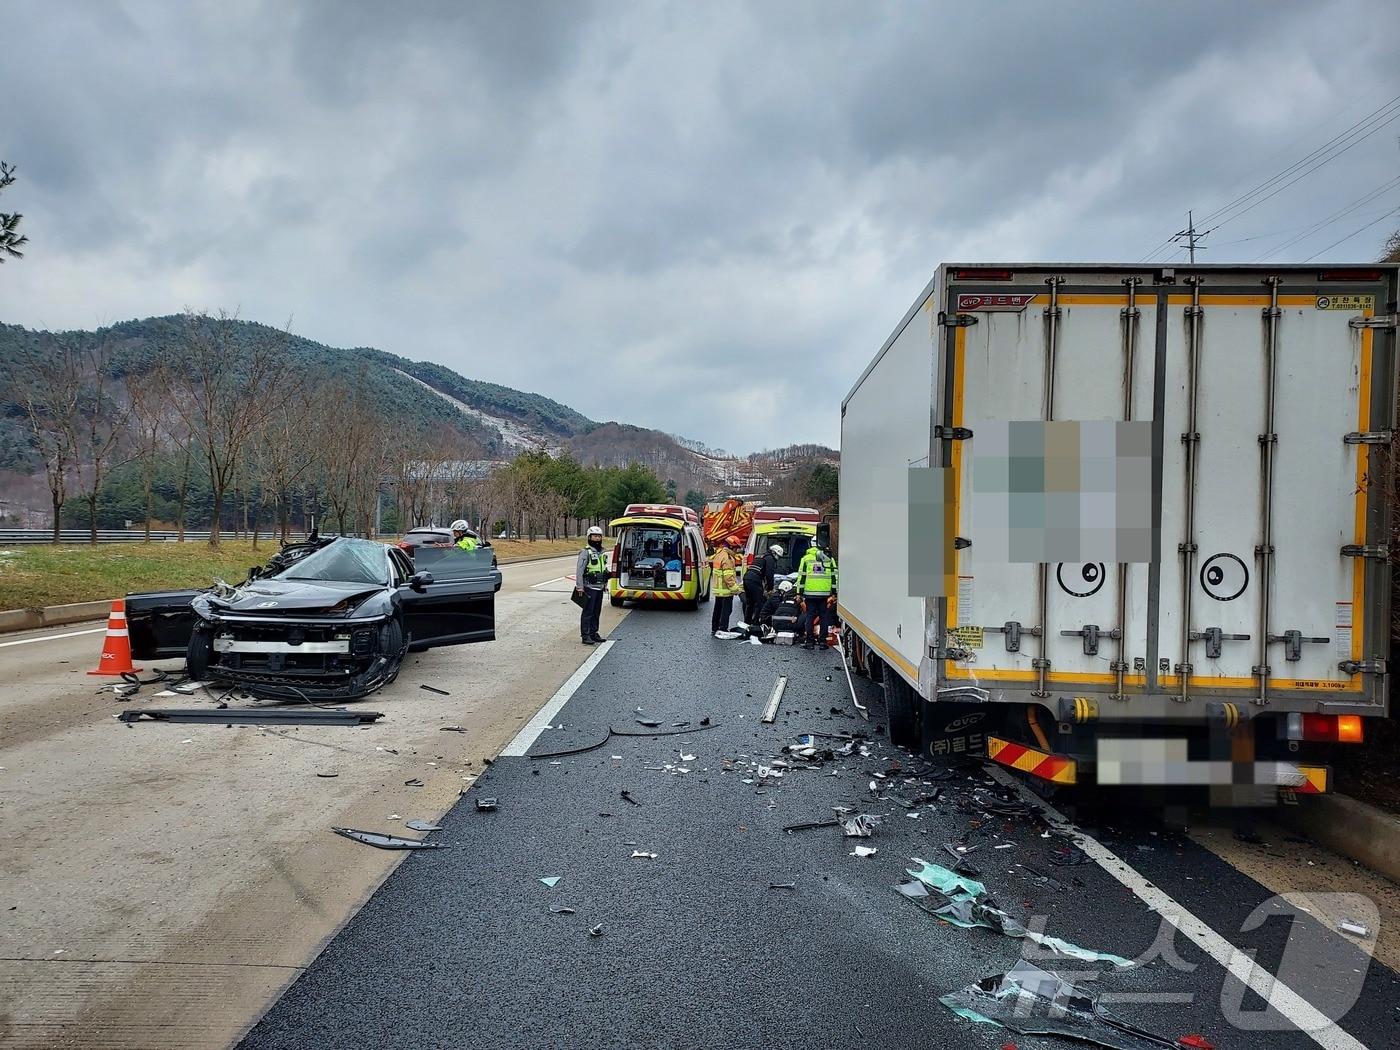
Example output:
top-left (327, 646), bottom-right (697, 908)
top-left (0, 529), bottom-right (216, 544)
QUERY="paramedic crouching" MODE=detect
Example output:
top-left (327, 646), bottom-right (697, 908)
top-left (575, 526), bottom-right (610, 645)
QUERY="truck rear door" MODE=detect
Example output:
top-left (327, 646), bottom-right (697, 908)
top-left (942, 267), bottom-right (1394, 712)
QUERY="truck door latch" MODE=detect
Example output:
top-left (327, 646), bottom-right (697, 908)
top-left (1059, 623), bottom-right (1120, 656)
top-left (937, 312), bottom-right (979, 328)
top-left (1341, 544), bottom-right (1389, 560)
top-left (986, 620), bottom-right (1040, 653)
top-left (933, 425), bottom-right (974, 441)
top-left (1190, 626), bottom-right (1250, 660)
top-left (1349, 315), bottom-right (1398, 330)
top-left (1267, 630), bottom-right (1330, 662)
top-left (1339, 659), bottom-right (1386, 675)
top-left (1344, 431), bottom-right (1393, 445)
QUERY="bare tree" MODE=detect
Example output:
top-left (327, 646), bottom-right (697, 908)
top-left (166, 311), bottom-right (301, 546)
top-left (72, 341), bottom-right (128, 542)
top-left (124, 369), bottom-right (170, 542)
top-left (0, 161), bottom-right (27, 264)
top-left (18, 338), bottom-right (82, 540)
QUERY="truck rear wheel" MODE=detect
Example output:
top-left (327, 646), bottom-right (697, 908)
top-left (883, 671), bottom-right (918, 750)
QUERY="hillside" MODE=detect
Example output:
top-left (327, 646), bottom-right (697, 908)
top-left (0, 315), bottom-right (838, 520)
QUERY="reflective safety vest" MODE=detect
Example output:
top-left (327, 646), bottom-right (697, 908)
top-left (455, 535), bottom-right (478, 551)
top-left (797, 548), bottom-right (836, 596)
top-left (582, 547), bottom-right (608, 587)
top-left (710, 548), bottom-right (740, 597)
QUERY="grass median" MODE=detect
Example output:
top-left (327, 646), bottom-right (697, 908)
top-left (0, 537), bottom-right (587, 612)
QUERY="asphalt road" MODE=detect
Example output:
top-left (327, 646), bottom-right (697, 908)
top-left (238, 605), bottom-right (1399, 1050)
top-left (0, 554), bottom-right (625, 1050)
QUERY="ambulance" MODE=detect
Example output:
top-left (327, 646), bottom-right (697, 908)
top-left (608, 504), bottom-right (712, 608)
top-left (744, 506), bottom-right (821, 578)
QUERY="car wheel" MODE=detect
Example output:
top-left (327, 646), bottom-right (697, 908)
top-left (379, 616), bottom-right (406, 657)
top-left (610, 595), bottom-right (624, 607)
top-left (186, 626), bottom-right (213, 680)
top-left (884, 671), bottom-right (919, 750)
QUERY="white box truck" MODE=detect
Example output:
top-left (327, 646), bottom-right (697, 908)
top-left (838, 264), bottom-right (1398, 796)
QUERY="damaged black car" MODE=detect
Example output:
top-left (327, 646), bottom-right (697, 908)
top-left (125, 536), bottom-right (502, 701)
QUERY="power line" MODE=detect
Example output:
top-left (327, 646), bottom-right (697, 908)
top-left (1202, 102), bottom-right (1400, 234)
top-left (1255, 174), bottom-right (1400, 260)
top-left (1302, 203), bottom-right (1400, 262)
top-left (1196, 93), bottom-right (1400, 229)
top-left (1137, 92), bottom-right (1400, 262)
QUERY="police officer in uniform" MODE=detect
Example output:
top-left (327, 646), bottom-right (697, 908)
top-left (574, 525), bottom-right (610, 645)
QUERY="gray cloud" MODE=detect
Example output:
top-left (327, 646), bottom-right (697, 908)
top-left (2, 0), bottom-right (1397, 452)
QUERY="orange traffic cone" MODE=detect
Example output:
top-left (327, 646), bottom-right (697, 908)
top-left (88, 599), bottom-right (143, 676)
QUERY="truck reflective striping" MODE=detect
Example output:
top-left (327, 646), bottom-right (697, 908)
top-left (839, 263), bottom-right (1399, 792)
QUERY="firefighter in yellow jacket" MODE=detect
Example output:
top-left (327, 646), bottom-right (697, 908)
top-left (795, 540), bottom-right (837, 650)
top-left (709, 536), bottom-right (743, 637)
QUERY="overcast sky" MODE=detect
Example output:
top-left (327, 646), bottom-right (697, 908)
top-left (3, 1), bottom-right (1398, 453)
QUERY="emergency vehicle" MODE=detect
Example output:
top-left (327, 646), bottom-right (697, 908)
top-left (608, 504), bottom-right (712, 608)
top-left (744, 506), bottom-right (820, 578)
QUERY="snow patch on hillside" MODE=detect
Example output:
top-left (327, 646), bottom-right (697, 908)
top-left (397, 370), bottom-right (562, 454)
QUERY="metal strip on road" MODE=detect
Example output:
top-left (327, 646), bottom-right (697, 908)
top-left (0, 627), bottom-right (106, 648)
top-left (987, 766), bottom-right (1370, 1050)
top-left (761, 675), bottom-right (787, 723)
top-left (498, 640), bottom-right (615, 757)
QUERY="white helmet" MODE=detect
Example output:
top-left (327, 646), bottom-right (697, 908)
top-left (777, 579), bottom-right (793, 594)
top-left (450, 519), bottom-right (470, 532)
top-left (769, 543), bottom-right (785, 557)
top-left (587, 525), bottom-right (604, 537)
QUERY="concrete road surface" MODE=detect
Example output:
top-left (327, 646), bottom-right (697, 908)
top-left (238, 606), bottom-right (1400, 1050)
top-left (0, 554), bottom-right (624, 1050)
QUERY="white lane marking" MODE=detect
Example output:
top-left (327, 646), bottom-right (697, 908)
top-left (988, 767), bottom-right (1368, 1050)
top-left (499, 640), bottom-right (615, 757)
top-left (0, 627), bottom-right (106, 648)
top-left (531, 576), bottom-right (571, 590)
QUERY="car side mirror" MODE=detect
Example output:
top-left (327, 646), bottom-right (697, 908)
top-left (409, 571), bottom-right (433, 591)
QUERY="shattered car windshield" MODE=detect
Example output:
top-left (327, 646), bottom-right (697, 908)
top-left (280, 538), bottom-right (391, 586)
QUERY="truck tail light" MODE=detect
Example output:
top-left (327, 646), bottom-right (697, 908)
top-left (1281, 713), bottom-right (1365, 743)
top-left (1318, 269), bottom-right (1382, 282)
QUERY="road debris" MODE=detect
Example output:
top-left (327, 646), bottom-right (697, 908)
top-left (439, 725), bottom-right (468, 733)
top-left (940, 961), bottom-right (1209, 1050)
top-left (476, 797), bottom-right (498, 812)
top-left (332, 827), bottom-right (447, 851)
top-left (405, 819), bottom-right (442, 832)
top-left (588, 923), bottom-right (604, 938)
top-left (1339, 920), bottom-right (1371, 937)
top-left (119, 707), bottom-right (384, 726)
top-left (620, 790), bottom-right (641, 806)
top-left (782, 819), bottom-right (840, 833)
top-left (849, 845), bottom-right (877, 858)
top-left (404, 778), bottom-right (424, 787)
top-left (419, 684), bottom-right (451, 696)
top-left (761, 675), bottom-right (788, 724)
top-left (768, 882), bottom-right (797, 890)
top-left (902, 861), bottom-right (1132, 967)
top-left (539, 876), bottom-right (562, 888)
top-left (315, 771), bottom-right (339, 778)
top-left (630, 850), bottom-right (659, 859)
top-left (841, 814), bottom-right (880, 838)
top-left (549, 905), bottom-right (576, 915)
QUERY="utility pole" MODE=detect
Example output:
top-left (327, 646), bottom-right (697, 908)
top-left (1173, 210), bottom-right (1208, 263)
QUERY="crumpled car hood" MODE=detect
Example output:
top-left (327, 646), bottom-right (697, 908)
top-left (206, 578), bottom-right (384, 614)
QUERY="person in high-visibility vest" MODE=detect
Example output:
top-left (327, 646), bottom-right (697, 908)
top-left (709, 536), bottom-right (743, 636)
top-left (574, 526), bottom-right (610, 645)
top-left (795, 541), bottom-right (838, 650)
top-left (450, 519), bottom-right (479, 551)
